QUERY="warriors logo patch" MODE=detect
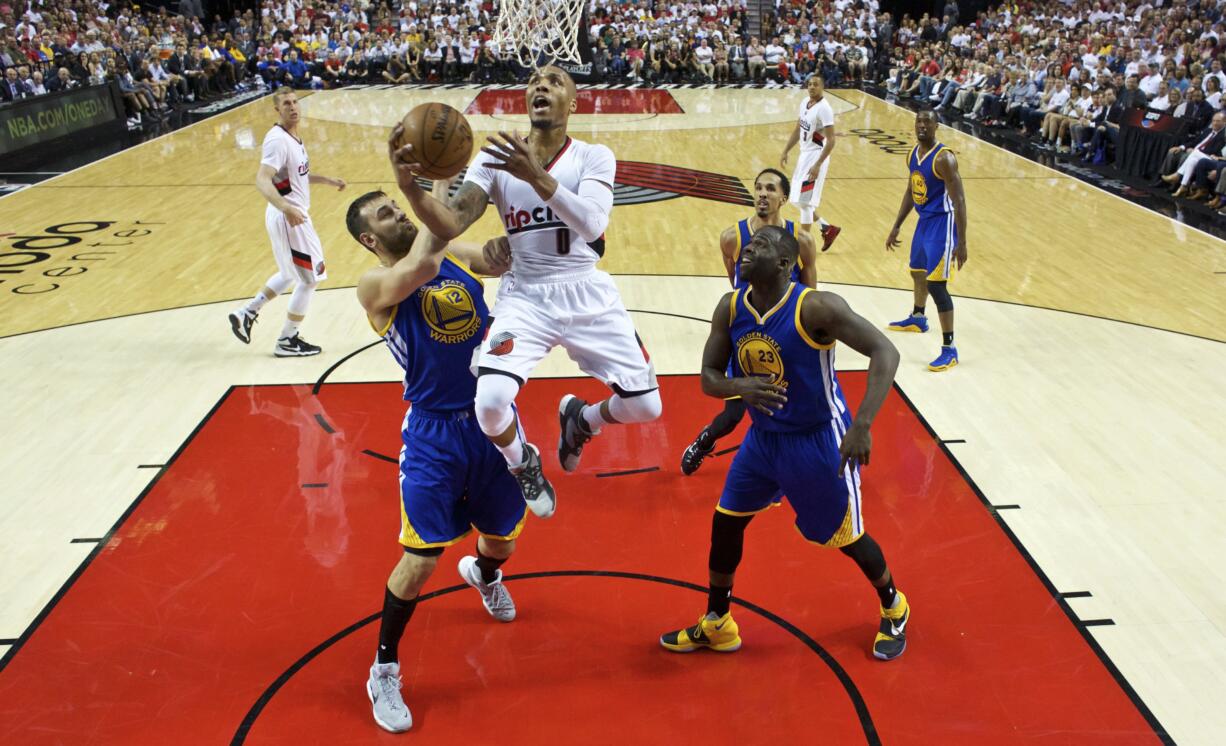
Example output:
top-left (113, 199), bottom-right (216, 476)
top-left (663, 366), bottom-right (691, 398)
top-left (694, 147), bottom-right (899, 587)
top-left (420, 281), bottom-right (480, 343)
top-left (910, 171), bottom-right (929, 206)
top-left (735, 332), bottom-right (786, 386)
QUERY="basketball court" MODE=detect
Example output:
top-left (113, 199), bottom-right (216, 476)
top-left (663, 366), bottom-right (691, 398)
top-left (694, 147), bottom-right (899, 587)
top-left (0, 84), bottom-right (1222, 744)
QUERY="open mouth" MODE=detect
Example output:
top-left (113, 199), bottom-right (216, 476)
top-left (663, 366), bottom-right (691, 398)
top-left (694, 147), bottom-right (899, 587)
top-left (530, 95), bottom-right (550, 114)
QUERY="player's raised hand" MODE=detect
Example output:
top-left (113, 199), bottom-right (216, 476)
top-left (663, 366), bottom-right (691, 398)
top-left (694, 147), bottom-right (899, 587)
top-left (734, 376), bottom-right (788, 416)
top-left (885, 227), bottom-right (901, 252)
top-left (481, 131), bottom-right (545, 184)
top-left (482, 236), bottom-right (513, 275)
top-left (387, 123), bottom-right (425, 187)
top-left (838, 421), bottom-right (872, 473)
top-left (282, 204), bottom-right (308, 227)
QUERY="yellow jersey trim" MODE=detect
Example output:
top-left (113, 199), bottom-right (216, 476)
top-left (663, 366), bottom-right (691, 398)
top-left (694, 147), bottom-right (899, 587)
top-left (794, 287), bottom-right (833, 349)
top-left (716, 504), bottom-right (773, 517)
top-left (368, 303), bottom-right (398, 337)
top-left (474, 507), bottom-right (529, 542)
top-left (728, 289), bottom-right (740, 326)
top-left (445, 252), bottom-right (484, 285)
top-left (400, 499), bottom-right (472, 548)
top-left (744, 282), bottom-right (795, 325)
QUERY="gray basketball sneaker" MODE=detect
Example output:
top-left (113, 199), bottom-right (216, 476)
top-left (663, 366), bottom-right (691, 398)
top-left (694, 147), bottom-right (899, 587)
top-left (557, 394), bottom-right (595, 472)
top-left (366, 660), bottom-right (413, 733)
top-left (511, 444), bottom-right (556, 519)
top-left (457, 555), bottom-right (517, 622)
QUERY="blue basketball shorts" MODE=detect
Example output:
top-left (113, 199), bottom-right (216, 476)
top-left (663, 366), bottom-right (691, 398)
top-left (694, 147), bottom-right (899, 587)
top-left (717, 416), bottom-right (864, 547)
top-left (398, 407), bottom-right (527, 549)
top-left (909, 213), bottom-right (958, 282)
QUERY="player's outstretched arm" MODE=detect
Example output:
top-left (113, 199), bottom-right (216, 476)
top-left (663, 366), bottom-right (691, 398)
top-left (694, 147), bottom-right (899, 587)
top-left (387, 124), bottom-right (489, 241)
top-left (701, 293), bottom-right (787, 415)
top-left (937, 149), bottom-right (968, 269)
top-left (447, 236), bottom-right (512, 277)
top-left (307, 173), bottom-right (347, 191)
top-left (797, 230), bottom-right (818, 288)
top-left (801, 291), bottom-right (900, 470)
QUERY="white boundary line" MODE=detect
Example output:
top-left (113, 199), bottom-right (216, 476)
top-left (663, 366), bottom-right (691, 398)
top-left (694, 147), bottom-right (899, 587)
top-left (0, 93), bottom-right (274, 200)
top-left (863, 89), bottom-right (1226, 246)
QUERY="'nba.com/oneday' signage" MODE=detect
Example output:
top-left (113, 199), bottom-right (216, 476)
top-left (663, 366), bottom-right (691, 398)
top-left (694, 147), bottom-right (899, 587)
top-left (0, 82), bottom-right (124, 157)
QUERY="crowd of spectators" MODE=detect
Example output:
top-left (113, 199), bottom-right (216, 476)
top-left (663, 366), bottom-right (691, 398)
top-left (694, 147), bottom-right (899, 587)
top-left (3, 0), bottom-right (1226, 215)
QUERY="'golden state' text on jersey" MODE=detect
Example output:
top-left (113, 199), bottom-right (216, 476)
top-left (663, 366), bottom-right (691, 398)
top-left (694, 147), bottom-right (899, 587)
top-left (372, 254), bottom-right (488, 409)
top-left (728, 283), bottom-right (849, 433)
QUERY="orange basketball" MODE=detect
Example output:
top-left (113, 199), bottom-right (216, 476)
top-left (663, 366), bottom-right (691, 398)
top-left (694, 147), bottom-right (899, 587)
top-left (393, 103), bottom-right (474, 180)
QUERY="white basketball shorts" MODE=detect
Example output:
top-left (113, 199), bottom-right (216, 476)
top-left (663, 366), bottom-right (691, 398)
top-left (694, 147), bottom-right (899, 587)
top-left (789, 148), bottom-right (829, 211)
top-left (474, 269), bottom-right (658, 395)
top-left (266, 207), bottom-right (327, 284)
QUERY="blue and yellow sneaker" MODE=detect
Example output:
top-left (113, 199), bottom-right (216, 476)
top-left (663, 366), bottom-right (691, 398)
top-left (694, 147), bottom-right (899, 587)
top-left (873, 591), bottom-right (909, 661)
top-left (928, 345), bottom-right (959, 371)
top-left (660, 611), bottom-right (742, 653)
top-left (887, 314), bottom-right (929, 333)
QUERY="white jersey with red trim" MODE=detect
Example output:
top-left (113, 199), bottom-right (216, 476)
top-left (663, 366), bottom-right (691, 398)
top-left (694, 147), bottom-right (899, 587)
top-left (464, 136), bottom-right (616, 283)
top-left (798, 96), bottom-right (835, 153)
top-left (260, 124), bottom-right (311, 211)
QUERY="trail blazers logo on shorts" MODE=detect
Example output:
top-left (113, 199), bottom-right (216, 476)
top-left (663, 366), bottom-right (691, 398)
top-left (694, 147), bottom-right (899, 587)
top-left (418, 162), bottom-right (753, 207)
top-left (488, 331), bottom-right (515, 356)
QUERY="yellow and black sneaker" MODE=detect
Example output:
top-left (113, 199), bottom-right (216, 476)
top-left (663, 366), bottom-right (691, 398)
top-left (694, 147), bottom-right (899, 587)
top-left (660, 611), bottom-right (742, 653)
top-left (872, 591), bottom-right (910, 661)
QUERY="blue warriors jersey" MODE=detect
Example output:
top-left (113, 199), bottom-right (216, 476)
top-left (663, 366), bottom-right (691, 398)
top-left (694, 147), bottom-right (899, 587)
top-left (372, 254), bottom-right (487, 409)
top-left (728, 283), bottom-right (849, 433)
top-left (908, 143), bottom-right (952, 218)
top-left (732, 218), bottom-right (802, 289)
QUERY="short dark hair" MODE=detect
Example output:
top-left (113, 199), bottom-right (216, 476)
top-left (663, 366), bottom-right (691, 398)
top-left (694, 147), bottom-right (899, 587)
top-left (755, 224), bottom-right (799, 264)
top-left (916, 107), bottom-right (937, 120)
top-left (346, 190), bottom-right (385, 250)
top-left (755, 168), bottom-right (790, 196)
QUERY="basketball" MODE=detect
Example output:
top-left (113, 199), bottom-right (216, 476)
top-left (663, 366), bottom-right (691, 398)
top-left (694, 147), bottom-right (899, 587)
top-left (393, 103), bottom-right (474, 180)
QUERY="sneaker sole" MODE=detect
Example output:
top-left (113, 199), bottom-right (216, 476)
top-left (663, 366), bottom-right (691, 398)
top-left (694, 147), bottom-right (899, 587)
top-left (274, 348), bottom-right (322, 357)
top-left (228, 313), bottom-right (250, 344)
top-left (887, 325), bottom-right (927, 333)
top-left (928, 359), bottom-right (958, 372)
top-left (659, 638), bottom-right (742, 653)
top-left (557, 394), bottom-right (586, 473)
top-left (872, 639), bottom-right (907, 661)
top-left (366, 679), bottom-right (412, 733)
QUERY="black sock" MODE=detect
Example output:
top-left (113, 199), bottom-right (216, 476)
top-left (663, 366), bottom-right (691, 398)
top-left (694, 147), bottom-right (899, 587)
top-left (707, 584), bottom-right (732, 617)
top-left (875, 575), bottom-right (898, 608)
top-left (912, 305), bottom-right (926, 317)
top-left (707, 399), bottom-right (747, 441)
top-left (943, 331), bottom-right (954, 346)
top-left (377, 587), bottom-right (418, 664)
top-left (475, 550), bottom-right (507, 584)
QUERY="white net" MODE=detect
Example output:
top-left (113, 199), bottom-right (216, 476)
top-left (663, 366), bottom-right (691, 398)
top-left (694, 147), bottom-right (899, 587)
top-left (492, 0), bottom-right (588, 68)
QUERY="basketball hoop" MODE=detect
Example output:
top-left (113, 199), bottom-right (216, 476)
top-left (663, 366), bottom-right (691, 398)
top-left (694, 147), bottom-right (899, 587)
top-left (492, 0), bottom-right (587, 68)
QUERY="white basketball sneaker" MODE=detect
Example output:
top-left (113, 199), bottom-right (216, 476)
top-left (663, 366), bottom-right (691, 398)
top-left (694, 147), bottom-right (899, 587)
top-left (458, 555), bottom-right (517, 622)
top-left (366, 660), bottom-right (413, 733)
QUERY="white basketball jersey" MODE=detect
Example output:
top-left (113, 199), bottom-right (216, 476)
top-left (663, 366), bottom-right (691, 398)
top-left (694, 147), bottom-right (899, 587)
top-left (260, 124), bottom-right (311, 211)
top-left (798, 96), bottom-right (835, 153)
top-left (465, 137), bottom-right (616, 282)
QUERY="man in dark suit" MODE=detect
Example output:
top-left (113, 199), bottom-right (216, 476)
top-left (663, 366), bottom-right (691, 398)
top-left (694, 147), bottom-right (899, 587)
top-left (1116, 74), bottom-right (1149, 110)
top-left (1177, 86), bottom-right (1214, 132)
top-left (1, 66), bottom-right (28, 102)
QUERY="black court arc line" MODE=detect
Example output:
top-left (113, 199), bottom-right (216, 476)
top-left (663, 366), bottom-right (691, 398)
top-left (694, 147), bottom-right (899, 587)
top-left (1081, 619), bottom-right (1116, 627)
top-left (312, 339), bottom-right (383, 395)
top-left (991, 504), bottom-right (1021, 511)
top-left (229, 570), bottom-right (880, 746)
top-left (595, 466), bottom-right (660, 478)
top-left (890, 384), bottom-right (1172, 744)
top-left (940, 439), bottom-right (966, 444)
top-left (714, 444), bottom-right (741, 456)
top-left (361, 449), bottom-right (398, 464)
top-left (313, 414), bottom-right (335, 435)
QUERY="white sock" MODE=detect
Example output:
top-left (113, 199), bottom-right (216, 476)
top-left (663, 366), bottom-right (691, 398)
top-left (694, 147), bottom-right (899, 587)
top-left (818, 217), bottom-right (830, 230)
top-left (244, 291), bottom-right (271, 316)
top-left (498, 432), bottom-right (525, 468)
top-left (280, 319), bottom-right (301, 340)
top-left (581, 403), bottom-right (607, 434)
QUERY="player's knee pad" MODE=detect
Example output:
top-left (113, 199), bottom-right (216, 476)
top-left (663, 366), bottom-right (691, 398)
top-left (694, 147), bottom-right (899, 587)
top-left (839, 533), bottom-right (887, 579)
top-left (709, 510), bottom-right (753, 575)
top-left (265, 272), bottom-right (293, 296)
top-left (608, 388), bottom-right (662, 424)
top-left (286, 280), bottom-right (316, 316)
top-left (927, 281), bottom-right (953, 313)
top-left (403, 545), bottom-right (444, 558)
top-left (474, 372), bottom-right (520, 436)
